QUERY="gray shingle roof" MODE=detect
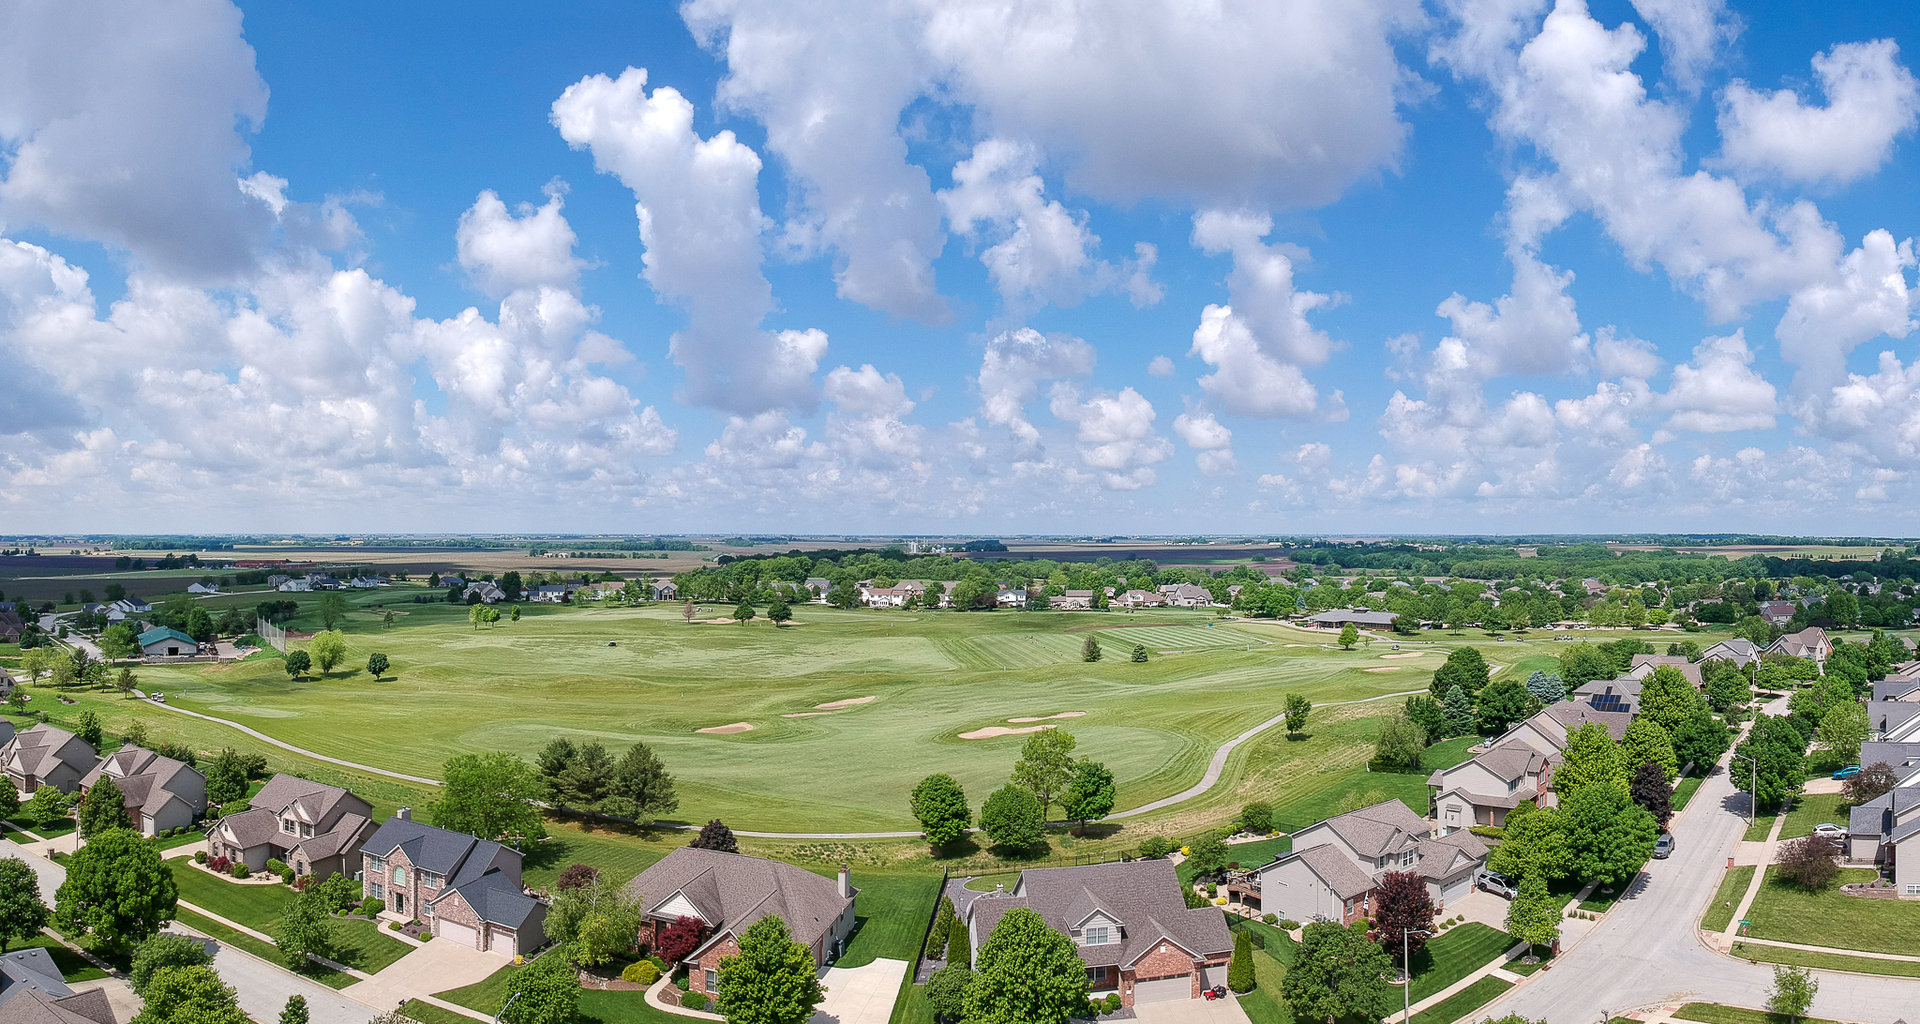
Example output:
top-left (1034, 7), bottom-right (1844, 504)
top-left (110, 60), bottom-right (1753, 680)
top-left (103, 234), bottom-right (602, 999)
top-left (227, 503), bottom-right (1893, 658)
top-left (80, 747), bottom-right (202, 819)
top-left (1535, 703), bottom-right (1632, 743)
top-left (365, 817), bottom-right (515, 891)
top-left (445, 871), bottom-right (543, 931)
top-left (964, 860), bottom-right (1231, 969)
top-left (0, 948), bottom-right (70, 1006)
top-left (623, 847), bottom-right (854, 956)
top-left (1317, 799), bottom-right (1428, 859)
top-left (0, 988), bottom-right (118, 1024)
top-left (1, 725), bottom-right (97, 785)
top-left (1277, 845), bottom-right (1378, 900)
top-left (1873, 679), bottom-right (1920, 702)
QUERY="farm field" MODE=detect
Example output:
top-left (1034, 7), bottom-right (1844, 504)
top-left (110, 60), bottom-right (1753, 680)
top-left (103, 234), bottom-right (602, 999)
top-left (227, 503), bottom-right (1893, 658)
top-left (95, 587), bottom-right (1661, 832)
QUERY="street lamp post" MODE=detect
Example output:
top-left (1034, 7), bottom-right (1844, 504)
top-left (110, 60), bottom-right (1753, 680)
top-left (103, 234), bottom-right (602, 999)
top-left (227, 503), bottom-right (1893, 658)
top-left (1732, 752), bottom-right (1758, 827)
top-left (1402, 927), bottom-right (1433, 1023)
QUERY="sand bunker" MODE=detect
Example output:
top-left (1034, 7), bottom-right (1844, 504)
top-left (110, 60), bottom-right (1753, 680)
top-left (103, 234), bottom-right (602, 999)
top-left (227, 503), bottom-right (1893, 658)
top-left (960, 724), bottom-right (1058, 740)
top-left (1284, 643), bottom-right (1312, 648)
top-left (781, 712), bottom-right (833, 719)
top-left (815, 696), bottom-right (876, 710)
top-left (696, 722), bottom-right (755, 734)
top-left (1007, 712), bottom-right (1086, 723)
top-left (1364, 667), bottom-right (1403, 673)
top-left (1378, 652), bottom-right (1424, 659)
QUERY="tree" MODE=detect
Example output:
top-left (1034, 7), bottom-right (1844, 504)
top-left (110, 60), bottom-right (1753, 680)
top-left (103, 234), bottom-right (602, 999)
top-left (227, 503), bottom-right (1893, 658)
top-left (78, 778), bottom-right (134, 838)
top-left (656, 916), bottom-right (709, 963)
top-left (1486, 804), bottom-right (1569, 883)
top-left (1638, 666), bottom-right (1704, 734)
top-left (281, 995), bottom-right (310, 1024)
top-left (1767, 964), bottom-right (1818, 1024)
top-left (1777, 834), bottom-right (1841, 891)
top-left (308, 630), bottom-right (347, 675)
top-left (605, 740), bottom-right (679, 824)
top-left (1622, 719), bottom-right (1679, 784)
top-left (1630, 760), bottom-right (1673, 831)
top-left (734, 601), bottom-right (757, 623)
top-left (1281, 921), bottom-right (1394, 1024)
top-left (910, 774), bottom-right (972, 848)
top-left (0, 857), bottom-right (50, 951)
top-left (430, 752), bottom-right (546, 842)
top-left (690, 819), bottom-right (740, 853)
top-left (0, 778), bottom-right (15, 823)
top-left (499, 940), bottom-right (581, 1024)
top-left (546, 876), bottom-right (645, 967)
top-left (1817, 700), bottom-right (1869, 767)
top-left (23, 787), bottom-right (68, 831)
top-left (1475, 678), bottom-right (1536, 734)
top-left (963, 907), bottom-right (1090, 1024)
top-left (284, 650), bottom-right (311, 678)
top-left (1285, 693), bottom-right (1313, 737)
top-left (926, 896), bottom-right (957, 960)
top-left (1337, 623), bottom-right (1359, 649)
top-left (55, 828), bottom-right (178, 952)
top-left (1524, 670), bottom-right (1565, 704)
top-left (1846, 762), bottom-right (1900, 804)
top-left (509, 605), bottom-right (521, 622)
top-left (1559, 783), bottom-right (1657, 884)
top-left (1370, 870), bottom-right (1434, 967)
top-left (1187, 832), bottom-right (1230, 876)
top-left (1431, 647), bottom-right (1490, 700)
top-left (1011, 728), bottom-right (1078, 820)
top-left (1241, 801), bottom-right (1275, 834)
top-left (557, 864), bottom-right (601, 891)
top-left (366, 652), bottom-right (390, 679)
top-left (1130, 644), bottom-right (1148, 663)
top-left (129, 933), bottom-right (214, 993)
top-left (275, 889), bottom-right (335, 967)
top-left (1081, 636), bottom-right (1102, 662)
top-left (131, 964), bottom-right (247, 1024)
top-left (926, 964), bottom-right (972, 1023)
top-left (1504, 871), bottom-right (1561, 951)
top-left (946, 911), bottom-right (971, 967)
top-left (1557, 643), bottom-right (1613, 687)
top-left (100, 624), bottom-right (141, 659)
top-left (1403, 695), bottom-right (1448, 740)
top-left (1671, 710), bottom-right (1733, 775)
top-left (979, 785), bottom-right (1045, 850)
top-left (1554, 722), bottom-right (1626, 797)
top-left (1733, 716), bottom-right (1809, 811)
top-left (716, 914), bottom-right (827, 1024)
top-left (684, 600), bottom-right (698, 624)
top-left (1060, 760), bottom-right (1115, 827)
top-left (1228, 927), bottom-right (1255, 993)
top-left (767, 599), bottom-right (793, 625)
top-left (317, 593), bottom-right (349, 630)
top-left (1442, 684), bottom-right (1476, 737)
top-left (1374, 712), bottom-right (1428, 772)
top-left (205, 749), bottom-right (250, 806)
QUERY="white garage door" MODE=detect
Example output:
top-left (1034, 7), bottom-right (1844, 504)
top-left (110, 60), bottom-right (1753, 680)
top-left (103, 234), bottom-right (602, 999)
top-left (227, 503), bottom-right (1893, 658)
top-left (1201, 964), bottom-right (1228, 989)
top-left (437, 919), bottom-right (478, 948)
top-left (489, 928), bottom-right (516, 955)
top-left (1134, 976), bottom-right (1191, 1004)
top-left (1441, 874), bottom-right (1472, 907)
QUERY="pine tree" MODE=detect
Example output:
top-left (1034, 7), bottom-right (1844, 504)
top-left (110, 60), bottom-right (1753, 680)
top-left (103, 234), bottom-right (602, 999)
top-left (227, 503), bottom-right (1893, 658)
top-left (1443, 684), bottom-right (1476, 737)
top-left (946, 914), bottom-right (971, 968)
top-left (1082, 636), bottom-right (1103, 662)
top-left (1130, 644), bottom-right (1148, 663)
top-left (1227, 927), bottom-right (1255, 993)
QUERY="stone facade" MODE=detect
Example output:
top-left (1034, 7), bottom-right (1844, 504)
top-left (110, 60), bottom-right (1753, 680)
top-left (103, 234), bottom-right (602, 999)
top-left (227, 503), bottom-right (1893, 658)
top-left (363, 844), bottom-right (450, 922)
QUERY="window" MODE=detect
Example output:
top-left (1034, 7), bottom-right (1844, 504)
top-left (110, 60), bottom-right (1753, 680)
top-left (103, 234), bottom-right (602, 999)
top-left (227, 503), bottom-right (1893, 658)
top-left (369, 883), bottom-right (384, 899)
top-left (1507, 778), bottom-right (1518, 792)
top-left (1906, 884), bottom-right (1920, 896)
top-left (423, 871), bottom-right (442, 889)
top-left (704, 969), bottom-right (717, 993)
top-left (1083, 926), bottom-right (1111, 946)
top-left (282, 818), bottom-right (296, 835)
top-left (301, 823), bottom-right (314, 838)
top-left (393, 866), bottom-right (407, 885)
top-left (370, 856), bottom-right (386, 872)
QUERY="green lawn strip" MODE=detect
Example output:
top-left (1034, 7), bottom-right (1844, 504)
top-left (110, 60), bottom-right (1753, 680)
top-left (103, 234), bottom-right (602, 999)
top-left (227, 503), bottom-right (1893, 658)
top-left (962, 872), bottom-right (1021, 893)
top-left (171, 863), bottom-right (296, 930)
top-left (1502, 945), bottom-right (1554, 976)
top-left (1579, 876), bottom-right (1636, 914)
top-left (400, 1000), bottom-right (483, 1024)
top-left (1236, 947), bottom-right (1295, 1024)
top-left (1234, 919), bottom-right (1298, 964)
top-left (1740, 814), bottom-right (1777, 843)
top-left (886, 983), bottom-right (933, 1024)
top-left (1673, 1002), bottom-right (1848, 1024)
top-left (1408, 976), bottom-right (1512, 1024)
top-left (150, 829), bottom-right (207, 852)
top-left (522, 819), bottom-right (676, 891)
top-left (1672, 775), bottom-right (1703, 811)
top-left (6, 814), bottom-right (75, 839)
top-left (1731, 942), bottom-right (1920, 978)
top-left (837, 869), bottom-right (942, 967)
top-left (9, 936), bottom-right (109, 982)
top-left (1408, 923), bottom-right (1511, 1002)
top-left (331, 918), bottom-right (414, 974)
top-left (436, 963), bottom-right (521, 1013)
top-left (1701, 866), bottom-right (1754, 932)
top-left (1778, 793), bottom-right (1849, 840)
top-left (1744, 867), bottom-right (1920, 956)
top-left (578, 990), bottom-right (691, 1024)
top-left (172, 907), bottom-right (355, 989)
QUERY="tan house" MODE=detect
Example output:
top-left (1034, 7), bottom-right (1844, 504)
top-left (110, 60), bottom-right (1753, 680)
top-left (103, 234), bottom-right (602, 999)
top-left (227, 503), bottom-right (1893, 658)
top-left (1, 724), bottom-right (99, 794)
top-left (361, 811), bottom-right (546, 956)
top-left (1429, 743), bottom-right (1551, 833)
top-left (1767, 627), bottom-right (1832, 669)
top-left (1492, 702), bottom-right (1631, 760)
top-left (950, 860), bottom-right (1233, 1007)
top-left (1625, 655), bottom-right (1702, 689)
top-left (1252, 799), bottom-right (1486, 925)
top-left (624, 847), bottom-right (857, 1000)
top-left (78, 747), bottom-right (206, 836)
top-left (208, 774), bottom-right (375, 879)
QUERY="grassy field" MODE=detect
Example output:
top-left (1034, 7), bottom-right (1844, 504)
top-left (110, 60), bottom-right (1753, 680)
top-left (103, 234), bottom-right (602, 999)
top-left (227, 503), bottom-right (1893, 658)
top-left (1409, 975), bottom-right (1511, 1024)
top-left (1730, 941), bottom-right (1920, 977)
top-left (1744, 867), bottom-right (1920, 955)
top-left (1779, 793), bottom-right (1850, 840)
top-left (836, 870), bottom-right (943, 967)
top-left (1741, 814), bottom-right (1777, 843)
top-left (102, 587), bottom-right (1606, 832)
top-left (1408, 924), bottom-right (1512, 1002)
top-left (1701, 866), bottom-right (1754, 932)
top-left (173, 906), bottom-right (356, 989)
top-left (1673, 774), bottom-right (1703, 812)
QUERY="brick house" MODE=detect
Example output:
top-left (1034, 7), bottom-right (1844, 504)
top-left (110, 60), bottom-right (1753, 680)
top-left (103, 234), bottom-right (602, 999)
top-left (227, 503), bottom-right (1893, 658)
top-left (360, 811), bottom-right (546, 956)
top-left (78, 746), bottom-right (206, 836)
top-left (947, 860), bottom-right (1233, 1008)
top-left (623, 847), bottom-right (857, 1000)
top-left (1, 724), bottom-right (99, 794)
top-left (207, 774), bottom-right (375, 878)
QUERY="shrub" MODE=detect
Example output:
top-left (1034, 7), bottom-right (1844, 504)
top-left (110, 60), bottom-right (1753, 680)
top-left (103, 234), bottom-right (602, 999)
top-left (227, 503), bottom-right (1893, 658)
top-left (389, 921), bottom-right (402, 931)
top-left (1103, 993), bottom-right (1121, 1013)
top-left (195, 851), bottom-right (208, 864)
top-left (622, 960), bottom-right (661, 986)
top-left (1206, 883), bottom-right (1218, 897)
top-left (362, 898), bottom-right (385, 918)
top-left (1136, 836), bottom-right (1175, 859)
top-left (1778, 835), bottom-right (1841, 891)
top-left (419, 932), bottom-right (432, 943)
top-left (209, 856), bottom-right (230, 873)
top-left (1261, 914), bottom-right (1277, 924)
top-left (231, 862), bottom-right (250, 879)
top-left (266, 858), bottom-right (288, 875)
top-left (1280, 920), bottom-right (1300, 930)
top-left (1240, 801), bottom-right (1274, 834)
top-left (675, 974), bottom-right (690, 992)
top-left (681, 992), bottom-right (709, 1012)
top-left (1214, 897), bottom-right (1227, 906)
top-left (281, 870), bottom-right (295, 886)
top-left (557, 863), bottom-right (601, 891)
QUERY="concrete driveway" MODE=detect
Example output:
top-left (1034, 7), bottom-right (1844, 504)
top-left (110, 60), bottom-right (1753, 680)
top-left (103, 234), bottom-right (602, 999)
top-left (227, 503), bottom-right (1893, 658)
top-left (345, 938), bottom-right (505, 1007)
top-left (1132, 996), bottom-right (1252, 1024)
top-left (809, 957), bottom-right (908, 1024)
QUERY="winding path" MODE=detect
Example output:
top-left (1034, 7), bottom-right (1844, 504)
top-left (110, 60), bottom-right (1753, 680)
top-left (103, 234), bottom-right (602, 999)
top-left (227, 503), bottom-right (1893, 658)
top-left (134, 686), bottom-right (1428, 839)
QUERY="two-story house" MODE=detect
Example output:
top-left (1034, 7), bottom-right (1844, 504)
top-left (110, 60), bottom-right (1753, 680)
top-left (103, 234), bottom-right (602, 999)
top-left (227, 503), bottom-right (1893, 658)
top-left (1429, 743), bottom-right (1551, 833)
top-left (1625, 655), bottom-right (1703, 689)
top-left (1, 724), bottom-right (99, 794)
top-left (1767, 627), bottom-right (1832, 670)
top-left (1847, 781), bottom-right (1920, 892)
top-left (1491, 703), bottom-right (1632, 760)
top-left (624, 847), bottom-right (857, 1001)
top-left (1253, 799), bottom-right (1487, 925)
top-left (946, 860), bottom-right (1232, 1008)
top-left (360, 811), bottom-right (546, 956)
top-left (78, 746), bottom-right (206, 836)
top-left (207, 774), bottom-right (376, 879)
top-left (1697, 638), bottom-right (1761, 668)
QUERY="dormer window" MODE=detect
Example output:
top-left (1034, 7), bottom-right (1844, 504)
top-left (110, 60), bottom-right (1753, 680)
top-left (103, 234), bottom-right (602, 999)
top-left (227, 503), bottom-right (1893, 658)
top-left (1082, 926), bottom-right (1111, 946)
top-left (282, 818), bottom-right (297, 835)
top-left (301, 823), bottom-right (314, 837)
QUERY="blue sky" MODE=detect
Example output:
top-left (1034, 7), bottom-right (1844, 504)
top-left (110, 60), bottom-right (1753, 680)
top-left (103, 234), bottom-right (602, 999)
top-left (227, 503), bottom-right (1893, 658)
top-left (5, 0), bottom-right (1920, 534)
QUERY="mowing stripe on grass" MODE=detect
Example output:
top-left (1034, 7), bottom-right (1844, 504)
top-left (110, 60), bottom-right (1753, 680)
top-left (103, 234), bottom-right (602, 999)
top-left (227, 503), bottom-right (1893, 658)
top-left (1410, 976), bottom-right (1512, 1024)
top-left (1730, 942), bottom-right (1920, 978)
top-left (1700, 866), bottom-right (1753, 933)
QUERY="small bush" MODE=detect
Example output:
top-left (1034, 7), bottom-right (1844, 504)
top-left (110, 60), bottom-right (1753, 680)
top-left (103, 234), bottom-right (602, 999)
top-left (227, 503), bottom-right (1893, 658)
top-left (266, 858), bottom-right (288, 875)
top-left (419, 932), bottom-right (433, 943)
top-left (1213, 897), bottom-right (1227, 906)
top-left (1103, 993), bottom-right (1121, 1014)
top-left (675, 974), bottom-right (690, 992)
top-left (1137, 835), bottom-right (1176, 859)
top-left (230, 862), bottom-right (250, 879)
top-left (622, 960), bottom-right (660, 985)
top-left (208, 856), bottom-right (230, 873)
top-left (389, 921), bottom-right (402, 931)
top-left (1261, 913), bottom-right (1277, 925)
top-left (1207, 883), bottom-right (1218, 897)
top-left (362, 897), bottom-right (385, 918)
top-left (1280, 920), bottom-right (1300, 930)
top-left (280, 870), bottom-right (295, 886)
top-left (194, 850), bottom-right (208, 864)
top-left (681, 992), bottom-right (709, 1012)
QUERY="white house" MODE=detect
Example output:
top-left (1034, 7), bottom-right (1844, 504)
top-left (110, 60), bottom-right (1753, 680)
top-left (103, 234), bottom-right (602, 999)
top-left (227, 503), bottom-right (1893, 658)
top-left (1697, 638), bottom-right (1762, 668)
top-left (1252, 799), bottom-right (1486, 925)
top-left (277, 579), bottom-right (312, 593)
top-left (186, 582), bottom-right (220, 595)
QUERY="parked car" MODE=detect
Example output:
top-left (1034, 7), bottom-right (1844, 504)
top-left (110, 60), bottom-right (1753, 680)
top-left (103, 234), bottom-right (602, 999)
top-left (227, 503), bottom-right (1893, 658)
top-left (1475, 869), bottom-right (1517, 899)
top-left (1833, 765), bottom-right (1862, 780)
top-left (1812, 823), bottom-right (1846, 838)
top-left (1653, 833), bottom-right (1675, 859)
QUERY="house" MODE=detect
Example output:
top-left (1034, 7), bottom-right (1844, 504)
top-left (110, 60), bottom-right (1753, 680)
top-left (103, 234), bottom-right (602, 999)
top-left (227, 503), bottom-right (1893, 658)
top-left (138, 627), bottom-right (199, 659)
top-left (1868, 702), bottom-right (1920, 743)
top-left (1571, 677), bottom-right (1642, 716)
top-left (1757, 601), bottom-right (1799, 627)
top-left (1163, 584), bottom-right (1216, 608)
top-left (1118, 590), bottom-right (1166, 609)
top-left (109, 597), bottom-right (152, 616)
top-left (1626, 655), bottom-right (1703, 689)
top-left (652, 582), bottom-right (678, 602)
top-left (1429, 743), bottom-right (1552, 833)
top-left (266, 575), bottom-right (291, 587)
top-left (624, 847), bottom-right (856, 1000)
top-left (1697, 638), bottom-right (1762, 668)
top-left (185, 583), bottom-right (220, 595)
top-left (1303, 608), bottom-right (1399, 629)
top-left (803, 579), bottom-right (832, 603)
top-left (360, 810), bottom-right (546, 955)
top-left (1490, 703), bottom-right (1632, 761)
top-left (1872, 678), bottom-right (1920, 703)
top-left (1, 724), bottom-right (99, 794)
top-left (1767, 627), bottom-right (1832, 669)
top-left (864, 587), bottom-right (912, 608)
top-left (1847, 782), bottom-right (1920, 893)
top-left (78, 747), bottom-right (206, 836)
top-left (0, 946), bottom-right (117, 1024)
top-left (1055, 590), bottom-right (1097, 610)
top-left (276, 579), bottom-right (312, 593)
top-left (208, 774), bottom-right (376, 879)
top-left (529, 585), bottom-right (570, 603)
top-left (0, 669), bottom-right (14, 702)
top-left (1253, 799), bottom-right (1487, 925)
top-left (948, 859), bottom-right (1232, 1007)
top-left (462, 582), bottom-right (506, 604)
top-left (0, 613), bottom-right (23, 645)
top-left (349, 576), bottom-right (388, 589)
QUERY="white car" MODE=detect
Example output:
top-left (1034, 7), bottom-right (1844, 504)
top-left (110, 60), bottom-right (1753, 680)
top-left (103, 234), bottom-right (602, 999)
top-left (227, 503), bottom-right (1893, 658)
top-left (1476, 869), bottom-right (1517, 899)
top-left (1812, 823), bottom-right (1846, 838)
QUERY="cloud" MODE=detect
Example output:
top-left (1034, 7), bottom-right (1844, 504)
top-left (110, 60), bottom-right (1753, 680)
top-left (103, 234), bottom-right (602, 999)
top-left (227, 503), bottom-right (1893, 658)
top-left (1628, 0), bottom-right (1737, 93)
top-left (1186, 211), bottom-right (1346, 420)
top-left (1049, 383), bottom-right (1172, 489)
top-left (1147, 355), bottom-right (1175, 377)
top-left (1593, 327), bottom-right (1664, 379)
top-left (1718, 40), bottom-right (1920, 186)
top-left (976, 327), bottom-right (1096, 444)
top-left (456, 187), bottom-right (587, 299)
top-left (1657, 330), bottom-right (1778, 433)
top-left (823, 363), bottom-right (927, 470)
top-left (1173, 410), bottom-right (1237, 477)
top-left (1431, 247), bottom-right (1589, 378)
top-left (552, 66), bottom-right (827, 416)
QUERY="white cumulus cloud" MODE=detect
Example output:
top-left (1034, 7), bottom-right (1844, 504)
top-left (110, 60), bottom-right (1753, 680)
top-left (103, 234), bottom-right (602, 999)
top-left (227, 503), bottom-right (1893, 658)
top-left (1718, 40), bottom-right (1920, 186)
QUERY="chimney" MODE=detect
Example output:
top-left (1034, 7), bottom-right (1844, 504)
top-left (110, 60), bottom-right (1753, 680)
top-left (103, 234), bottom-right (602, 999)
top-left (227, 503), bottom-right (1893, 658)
top-left (837, 863), bottom-right (850, 899)
top-left (396, 807), bottom-right (412, 822)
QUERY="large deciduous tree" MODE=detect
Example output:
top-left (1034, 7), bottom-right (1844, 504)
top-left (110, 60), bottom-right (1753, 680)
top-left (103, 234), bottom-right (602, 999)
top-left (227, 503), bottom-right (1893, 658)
top-left (283, 650), bottom-right (311, 678)
top-left (1486, 804), bottom-right (1569, 884)
top-left (1475, 678), bottom-right (1536, 734)
top-left (1846, 762), bottom-right (1900, 804)
top-left (1369, 871), bottom-right (1434, 968)
top-left (545, 875), bottom-right (646, 967)
top-left (499, 941), bottom-right (581, 1024)
top-left (1777, 835), bottom-right (1841, 891)
top-left (308, 630), bottom-right (347, 675)
top-left (1282, 921), bottom-right (1395, 1024)
top-left (1629, 761), bottom-right (1673, 831)
top-left (716, 915), bottom-right (827, 1024)
top-left (1285, 693), bottom-right (1313, 737)
top-left (1553, 723), bottom-right (1626, 798)
top-left (130, 964), bottom-right (247, 1024)
top-left (1504, 872), bottom-right (1561, 951)
top-left (1373, 713), bottom-right (1433, 772)
top-left (1011, 729), bottom-right (1078, 821)
top-left (275, 889), bottom-right (335, 967)
top-left (1637, 666), bottom-right (1704, 734)
top-left (1817, 701), bottom-right (1869, 768)
top-left (1621, 719), bottom-right (1679, 784)
top-left (430, 752), bottom-right (547, 842)
top-left (1559, 783), bottom-right (1657, 884)
top-left (1060, 760), bottom-right (1115, 827)
top-left (1431, 647), bottom-right (1490, 700)
top-left (0, 857), bottom-right (51, 951)
top-left (910, 774), bottom-right (971, 849)
top-left (979, 785), bottom-right (1045, 851)
top-left (129, 934), bottom-right (214, 994)
top-left (1733, 715), bottom-right (1809, 812)
top-left (55, 829), bottom-right (178, 952)
top-left (317, 593), bottom-right (348, 631)
top-left (77, 778), bottom-right (134, 839)
top-left (963, 908), bottom-right (1090, 1024)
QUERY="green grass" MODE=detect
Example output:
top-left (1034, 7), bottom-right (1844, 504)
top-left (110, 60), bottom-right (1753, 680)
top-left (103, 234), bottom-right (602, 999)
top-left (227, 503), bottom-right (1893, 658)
top-left (1744, 867), bottom-right (1920, 956)
top-left (1234, 941), bottom-right (1295, 1024)
top-left (1673, 774), bottom-right (1703, 811)
top-left (522, 819), bottom-right (676, 890)
top-left (150, 829), bottom-right (206, 851)
top-left (1180, 836), bottom-right (1293, 886)
top-left (6, 936), bottom-right (109, 982)
top-left (1730, 942), bottom-right (1920, 977)
top-left (437, 962), bottom-right (520, 1013)
top-left (578, 990), bottom-right (691, 1024)
top-left (172, 863), bottom-right (297, 929)
top-left (1579, 878), bottom-right (1632, 914)
top-left (1408, 924), bottom-right (1511, 1002)
top-left (400, 1000), bottom-right (483, 1024)
top-left (1779, 793), bottom-right (1849, 840)
top-left (1701, 866), bottom-right (1754, 932)
top-left (332, 918), bottom-right (415, 974)
top-left (1408, 976), bottom-right (1512, 1024)
top-left (1503, 945), bottom-right (1554, 975)
top-left (888, 983), bottom-right (933, 1024)
top-left (173, 906), bottom-right (356, 989)
top-left (1674, 1002), bottom-right (1847, 1024)
top-left (5, 814), bottom-right (75, 839)
top-left (838, 869), bottom-right (942, 967)
top-left (1741, 814), bottom-right (1777, 843)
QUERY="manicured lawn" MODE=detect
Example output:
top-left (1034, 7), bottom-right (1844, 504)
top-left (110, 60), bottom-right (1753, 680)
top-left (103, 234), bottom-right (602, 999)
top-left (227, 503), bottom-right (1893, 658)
top-left (5, 814), bottom-right (75, 839)
top-left (1579, 876), bottom-right (1636, 914)
top-left (1779, 793), bottom-right (1849, 840)
top-left (1503, 945), bottom-right (1554, 975)
top-left (150, 829), bottom-right (206, 851)
top-left (1234, 940), bottom-right (1295, 1024)
top-left (1731, 942), bottom-right (1920, 977)
top-left (437, 963), bottom-right (520, 1013)
top-left (331, 918), bottom-right (415, 974)
top-left (578, 990), bottom-right (691, 1024)
top-left (1408, 976), bottom-right (1511, 1024)
top-left (522, 819), bottom-right (676, 890)
top-left (1744, 867), bottom-right (1920, 956)
top-left (1701, 866), bottom-right (1754, 932)
top-left (1741, 814), bottom-right (1777, 843)
top-left (400, 1000), bottom-right (481, 1024)
top-left (1408, 923), bottom-right (1511, 1002)
top-left (7, 936), bottom-right (109, 982)
top-left (1672, 774), bottom-right (1703, 811)
top-left (887, 983), bottom-right (933, 1024)
top-left (173, 907), bottom-right (355, 989)
top-left (1180, 836), bottom-right (1292, 886)
top-left (171, 863), bottom-right (296, 930)
top-left (1674, 1002), bottom-right (1847, 1024)
top-left (838, 869), bottom-right (943, 967)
